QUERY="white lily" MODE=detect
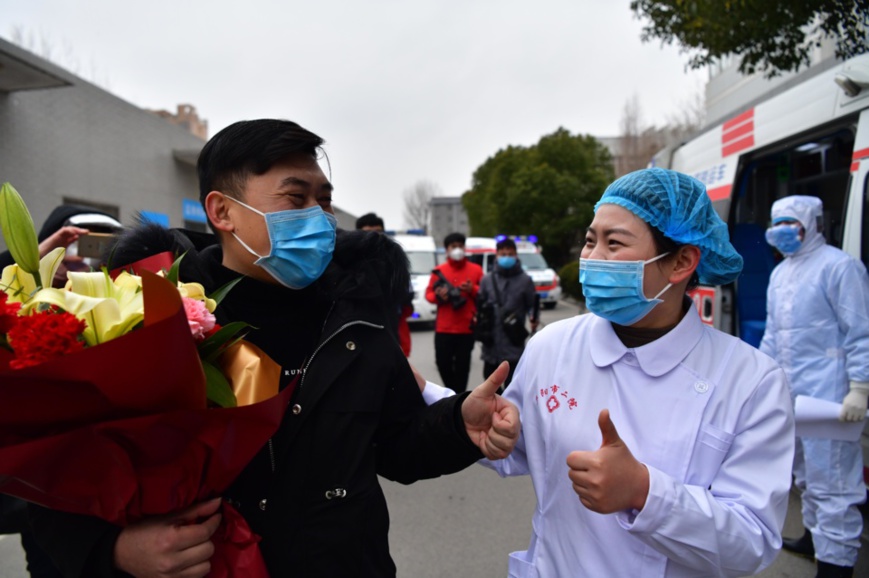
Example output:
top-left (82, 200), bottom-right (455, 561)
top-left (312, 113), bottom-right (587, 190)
top-left (0, 247), bottom-right (65, 303)
top-left (23, 270), bottom-right (144, 346)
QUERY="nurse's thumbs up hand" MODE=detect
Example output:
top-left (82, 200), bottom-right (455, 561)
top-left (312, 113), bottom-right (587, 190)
top-left (566, 409), bottom-right (650, 514)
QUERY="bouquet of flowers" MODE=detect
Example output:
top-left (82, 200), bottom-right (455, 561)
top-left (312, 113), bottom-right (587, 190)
top-left (0, 183), bottom-right (290, 577)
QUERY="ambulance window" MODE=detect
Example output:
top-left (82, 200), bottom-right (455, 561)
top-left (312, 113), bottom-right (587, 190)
top-left (793, 149), bottom-right (823, 179)
top-left (826, 135), bottom-right (854, 172)
top-left (467, 254), bottom-right (485, 269)
top-left (791, 131), bottom-right (854, 248)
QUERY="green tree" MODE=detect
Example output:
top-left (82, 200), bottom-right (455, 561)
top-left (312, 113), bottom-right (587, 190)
top-left (462, 128), bottom-right (613, 268)
top-left (631, 0), bottom-right (869, 77)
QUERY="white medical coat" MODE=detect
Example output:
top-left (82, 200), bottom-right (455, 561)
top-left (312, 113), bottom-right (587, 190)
top-left (484, 307), bottom-right (795, 577)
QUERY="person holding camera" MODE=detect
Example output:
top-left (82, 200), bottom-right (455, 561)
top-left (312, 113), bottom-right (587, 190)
top-left (426, 232), bottom-right (484, 393)
top-left (478, 238), bottom-right (538, 388)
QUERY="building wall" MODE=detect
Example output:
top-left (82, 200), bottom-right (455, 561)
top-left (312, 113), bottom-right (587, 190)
top-left (331, 206), bottom-right (358, 231)
top-left (148, 104), bottom-right (209, 140)
top-left (430, 196), bottom-right (469, 245)
top-left (0, 38), bottom-right (360, 255)
top-left (0, 39), bottom-right (206, 252)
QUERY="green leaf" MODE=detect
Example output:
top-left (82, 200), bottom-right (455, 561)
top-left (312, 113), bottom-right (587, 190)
top-left (0, 183), bottom-right (42, 287)
top-left (198, 321), bottom-right (251, 361)
top-left (208, 276), bottom-right (244, 307)
top-left (202, 360), bottom-right (238, 408)
top-left (167, 253), bottom-right (185, 285)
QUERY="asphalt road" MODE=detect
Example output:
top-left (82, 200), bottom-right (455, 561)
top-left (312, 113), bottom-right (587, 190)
top-left (1, 300), bottom-right (866, 577)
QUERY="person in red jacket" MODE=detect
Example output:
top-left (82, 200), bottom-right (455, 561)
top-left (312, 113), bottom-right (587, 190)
top-left (426, 233), bottom-right (484, 392)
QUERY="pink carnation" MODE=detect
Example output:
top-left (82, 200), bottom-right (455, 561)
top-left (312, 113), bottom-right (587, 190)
top-left (182, 297), bottom-right (216, 341)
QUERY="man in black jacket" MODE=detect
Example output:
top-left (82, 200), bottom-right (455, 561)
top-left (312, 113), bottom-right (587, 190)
top-left (29, 119), bottom-right (518, 578)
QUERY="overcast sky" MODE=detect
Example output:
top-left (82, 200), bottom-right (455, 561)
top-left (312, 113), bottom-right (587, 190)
top-left (5, 0), bottom-right (706, 229)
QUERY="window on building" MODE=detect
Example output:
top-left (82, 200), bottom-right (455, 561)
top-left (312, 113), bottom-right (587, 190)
top-left (62, 198), bottom-right (120, 220)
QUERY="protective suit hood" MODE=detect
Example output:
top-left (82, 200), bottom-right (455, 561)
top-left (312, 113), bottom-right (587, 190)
top-left (770, 195), bottom-right (825, 256)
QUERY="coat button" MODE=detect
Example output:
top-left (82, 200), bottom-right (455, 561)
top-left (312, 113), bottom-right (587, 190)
top-left (259, 499), bottom-right (267, 511)
top-left (345, 341), bottom-right (356, 351)
top-left (292, 404), bottom-right (302, 415)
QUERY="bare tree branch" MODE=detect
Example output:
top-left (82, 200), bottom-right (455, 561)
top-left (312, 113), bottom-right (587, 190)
top-left (402, 180), bottom-right (441, 232)
top-left (8, 25), bottom-right (105, 87)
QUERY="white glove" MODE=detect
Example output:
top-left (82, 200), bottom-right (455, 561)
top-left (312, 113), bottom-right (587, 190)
top-left (839, 381), bottom-right (869, 422)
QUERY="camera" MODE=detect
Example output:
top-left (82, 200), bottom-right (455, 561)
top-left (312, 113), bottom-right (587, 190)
top-left (76, 232), bottom-right (116, 259)
top-left (433, 270), bottom-right (467, 309)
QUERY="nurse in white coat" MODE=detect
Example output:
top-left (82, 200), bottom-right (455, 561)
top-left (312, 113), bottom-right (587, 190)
top-left (484, 168), bottom-right (795, 577)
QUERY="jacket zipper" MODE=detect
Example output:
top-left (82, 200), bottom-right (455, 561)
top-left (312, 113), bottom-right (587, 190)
top-left (266, 316), bottom-right (385, 472)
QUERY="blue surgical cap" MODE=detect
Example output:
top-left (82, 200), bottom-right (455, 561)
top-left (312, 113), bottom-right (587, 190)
top-left (595, 168), bottom-right (743, 285)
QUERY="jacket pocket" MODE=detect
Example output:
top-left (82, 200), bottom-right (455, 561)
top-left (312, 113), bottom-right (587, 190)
top-left (687, 425), bottom-right (735, 488)
top-left (508, 550), bottom-right (538, 578)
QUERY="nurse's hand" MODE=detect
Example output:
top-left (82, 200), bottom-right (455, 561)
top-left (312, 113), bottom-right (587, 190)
top-left (566, 409), bottom-right (649, 514)
top-left (462, 361), bottom-right (520, 460)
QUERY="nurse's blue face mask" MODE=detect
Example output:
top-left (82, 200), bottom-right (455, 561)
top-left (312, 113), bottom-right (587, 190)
top-left (579, 253), bottom-right (672, 326)
top-left (228, 196), bottom-right (337, 289)
top-left (764, 223), bottom-right (802, 255)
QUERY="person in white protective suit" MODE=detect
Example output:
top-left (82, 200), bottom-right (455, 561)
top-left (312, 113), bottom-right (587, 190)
top-left (482, 167), bottom-right (796, 578)
top-left (760, 195), bottom-right (869, 578)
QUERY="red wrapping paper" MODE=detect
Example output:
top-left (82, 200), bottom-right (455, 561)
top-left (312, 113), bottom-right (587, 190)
top-left (108, 250), bottom-right (176, 279)
top-left (0, 271), bottom-right (291, 577)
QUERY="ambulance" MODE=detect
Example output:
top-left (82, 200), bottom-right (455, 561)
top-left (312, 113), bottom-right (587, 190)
top-left (391, 233), bottom-right (439, 326)
top-left (652, 53), bottom-right (869, 485)
top-left (466, 235), bottom-right (562, 309)
top-left (465, 236), bottom-right (498, 272)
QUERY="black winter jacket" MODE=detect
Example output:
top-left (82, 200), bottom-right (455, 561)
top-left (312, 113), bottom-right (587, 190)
top-left (30, 226), bottom-right (484, 578)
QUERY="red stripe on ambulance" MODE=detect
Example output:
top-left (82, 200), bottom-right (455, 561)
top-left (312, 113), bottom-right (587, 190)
top-left (722, 119), bottom-right (754, 141)
top-left (722, 109), bottom-right (754, 130)
top-left (707, 185), bottom-right (732, 202)
top-left (721, 108), bottom-right (755, 157)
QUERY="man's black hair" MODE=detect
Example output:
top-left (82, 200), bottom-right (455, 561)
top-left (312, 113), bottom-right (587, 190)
top-left (496, 238), bottom-right (517, 252)
top-left (197, 119), bottom-right (325, 218)
top-left (355, 212), bottom-right (385, 230)
top-left (443, 232), bottom-right (465, 248)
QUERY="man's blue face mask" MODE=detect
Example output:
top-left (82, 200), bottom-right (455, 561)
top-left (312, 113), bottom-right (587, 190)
top-left (579, 253), bottom-right (671, 326)
top-left (228, 197), bottom-right (337, 289)
top-left (497, 256), bottom-right (517, 269)
top-left (765, 223), bottom-right (802, 255)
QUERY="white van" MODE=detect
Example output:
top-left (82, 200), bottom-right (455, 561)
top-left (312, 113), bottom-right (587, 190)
top-left (391, 234), bottom-right (439, 326)
top-left (515, 240), bottom-right (562, 309)
top-left (465, 236), bottom-right (497, 272)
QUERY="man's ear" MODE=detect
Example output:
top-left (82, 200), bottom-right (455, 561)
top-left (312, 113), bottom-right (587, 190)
top-left (205, 192), bottom-right (234, 233)
top-left (669, 245), bottom-right (701, 285)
